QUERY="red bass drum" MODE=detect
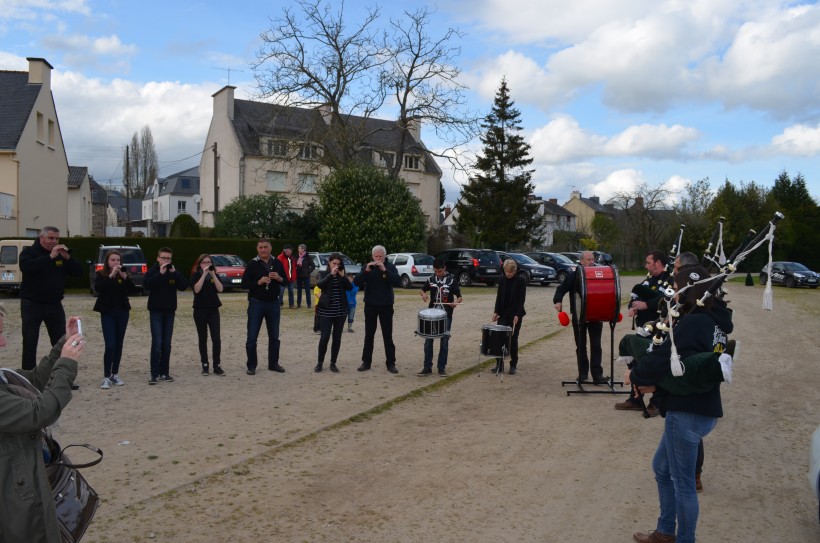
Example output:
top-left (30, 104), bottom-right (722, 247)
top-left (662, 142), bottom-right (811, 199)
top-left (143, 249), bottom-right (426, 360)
top-left (576, 265), bottom-right (621, 323)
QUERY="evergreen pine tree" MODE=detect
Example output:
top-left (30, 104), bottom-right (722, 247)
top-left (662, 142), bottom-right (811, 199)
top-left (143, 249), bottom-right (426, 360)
top-left (456, 78), bottom-right (540, 247)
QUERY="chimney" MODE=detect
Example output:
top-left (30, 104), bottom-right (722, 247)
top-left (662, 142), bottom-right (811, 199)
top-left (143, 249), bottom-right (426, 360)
top-left (212, 86), bottom-right (236, 120)
top-left (405, 116), bottom-right (421, 141)
top-left (26, 57), bottom-right (53, 90)
top-left (318, 103), bottom-right (332, 125)
top-left (571, 190), bottom-right (581, 200)
top-left (589, 196), bottom-right (600, 204)
top-left (443, 204), bottom-right (452, 219)
top-left (549, 198), bottom-right (557, 204)
top-left (635, 196), bottom-right (644, 207)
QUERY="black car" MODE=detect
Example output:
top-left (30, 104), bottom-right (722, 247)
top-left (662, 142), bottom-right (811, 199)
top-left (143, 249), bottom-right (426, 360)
top-left (526, 251), bottom-right (577, 285)
top-left (435, 248), bottom-right (502, 287)
top-left (89, 245), bottom-right (148, 296)
top-left (760, 261), bottom-right (819, 288)
top-left (497, 251), bottom-right (557, 286)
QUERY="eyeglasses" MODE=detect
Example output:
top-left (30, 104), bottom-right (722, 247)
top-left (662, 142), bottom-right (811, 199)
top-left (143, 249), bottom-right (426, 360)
top-left (158, 256), bottom-right (172, 260)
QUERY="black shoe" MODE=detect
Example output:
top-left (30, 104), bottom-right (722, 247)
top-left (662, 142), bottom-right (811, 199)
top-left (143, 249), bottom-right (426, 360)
top-left (148, 376), bottom-right (158, 385)
top-left (387, 366), bottom-right (398, 374)
top-left (269, 364), bottom-right (285, 373)
top-left (593, 374), bottom-right (610, 384)
top-left (438, 368), bottom-right (448, 376)
top-left (490, 364), bottom-right (500, 373)
top-left (202, 366), bottom-right (209, 376)
top-left (246, 368), bottom-right (256, 375)
top-left (576, 375), bottom-right (589, 383)
top-left (417, 368), bottom-right (433, 376)
top-left (314, 364), bottom-right (323, 372)
top-left (330, 364), bottom-right (339, 373)
top-left (508, 366), bottom-right (516, 375)
top-left (213, 366), bottom-right (225, 376)
top-left (357, 364), bottom-right (371, 372)
top-left (71, 383), bottom-right (80, 390)
top-left (159, 374), bottom-right (175, 382)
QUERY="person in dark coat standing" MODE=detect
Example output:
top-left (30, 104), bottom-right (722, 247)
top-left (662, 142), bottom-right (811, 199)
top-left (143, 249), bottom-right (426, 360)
top-left (491, 258), bottom-right (527, 374)
top-left (144, 247), bottom-right (189, 384)
top-left (93, 250), bottom-right (134, 389)
top-left (553, 250), bottom-right (608, 384)
top-left (314, 253), bottom-right (353, 373)
top-left (18, 226), bottom-right (83, 371)
top-left (277, 244), bottom-right (297, 309)
top-left (242, 239), bottom-right (287, 375)
top-left (354, 245), bottom-right (401, 373)
top-left (295, 244), bottom-right (316, 309)
top-left (191, 254), bottom-right (224, 376)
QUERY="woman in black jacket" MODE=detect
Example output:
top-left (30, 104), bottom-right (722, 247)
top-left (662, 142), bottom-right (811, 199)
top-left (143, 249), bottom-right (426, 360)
top-left (191, 254), bottom-right (224, 375)
top-left (491, 258), bottom-right (527, 374)
top-left (93, 250), bottom-right (133, 389)
top-left (628, 266), bottom-right (733, 543)
top-left (315, 253), bottom-right (352, 373)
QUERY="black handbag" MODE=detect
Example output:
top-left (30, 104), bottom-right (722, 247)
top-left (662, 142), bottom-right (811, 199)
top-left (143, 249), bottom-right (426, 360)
top-left (46, 441), bottom-right (103, 543)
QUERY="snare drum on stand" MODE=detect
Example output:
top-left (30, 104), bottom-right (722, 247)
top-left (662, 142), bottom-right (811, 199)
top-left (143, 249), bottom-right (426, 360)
top-left (479, 323), bottom-right (512, 378)
top-left (416, 308), bottom-right (448, 338)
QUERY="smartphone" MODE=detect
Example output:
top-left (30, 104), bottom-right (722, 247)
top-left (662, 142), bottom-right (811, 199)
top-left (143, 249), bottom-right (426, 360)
top-left (77, 319), bottom-right (83, 337)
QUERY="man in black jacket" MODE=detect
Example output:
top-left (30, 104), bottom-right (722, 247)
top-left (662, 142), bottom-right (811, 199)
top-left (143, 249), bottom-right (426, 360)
top-left (553, 250), bottom-right (608, 383)
top-left (354, 245), bottom-right (401, 373)
top-left (19, 226), bottom-right (83, 371)
top-left (144, 247), bottom-right (189, 384)
top-left (242, 239), bottom-right (286, 375)
top-left (492, 258), bottom-right (527, 375)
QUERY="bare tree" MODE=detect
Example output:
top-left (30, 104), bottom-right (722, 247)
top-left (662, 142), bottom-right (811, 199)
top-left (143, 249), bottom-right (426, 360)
top-left (608, 182), bottom-right (677, 263)
top-left (122, 125), bottom-right (158, 200)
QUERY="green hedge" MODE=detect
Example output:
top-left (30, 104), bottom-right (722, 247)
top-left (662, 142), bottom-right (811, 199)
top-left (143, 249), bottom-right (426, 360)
top-left (2, 237), bottom-right (320, 290)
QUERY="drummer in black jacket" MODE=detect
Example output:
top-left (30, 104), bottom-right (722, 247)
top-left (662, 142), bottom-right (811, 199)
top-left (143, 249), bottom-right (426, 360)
top-left (144, 247), bottom-right (189, 384)
top-left (417, 259), bottom-right (462, 377)
top-left (491, 258), bottom-right (527, 374)
top-left (553, 250), bottom-right (608, 384)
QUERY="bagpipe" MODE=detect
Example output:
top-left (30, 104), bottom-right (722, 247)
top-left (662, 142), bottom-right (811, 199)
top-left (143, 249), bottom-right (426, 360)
top-left (629, 224), bottom-right (683, 332)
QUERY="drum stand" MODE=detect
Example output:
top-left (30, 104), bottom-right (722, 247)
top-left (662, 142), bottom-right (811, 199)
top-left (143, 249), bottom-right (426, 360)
top-left (561, 321), bottom-right (630, 397)
top-left (478, 349), bottom-right (508, 382)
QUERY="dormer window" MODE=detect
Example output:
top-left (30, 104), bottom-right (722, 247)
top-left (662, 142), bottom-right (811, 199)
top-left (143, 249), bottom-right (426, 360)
top-left (265, 139), bottom-right (288, 157)
top-left (298, 144), bottom-right (322, 160)
top-left (404, 154), bottom-right (421, 170)
top-left (373, 151), bottom-right (395, 168)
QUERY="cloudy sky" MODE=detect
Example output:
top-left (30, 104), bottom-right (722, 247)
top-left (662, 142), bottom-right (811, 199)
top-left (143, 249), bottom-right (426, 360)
top-left (2, 0), bottom-right (819, 206)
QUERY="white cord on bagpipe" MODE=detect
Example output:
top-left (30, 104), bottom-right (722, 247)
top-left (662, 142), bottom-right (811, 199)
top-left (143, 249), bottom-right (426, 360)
top-left (717, 220), bottom-right (726, 266)
top-left (763, 225), bottom-right (775, 311)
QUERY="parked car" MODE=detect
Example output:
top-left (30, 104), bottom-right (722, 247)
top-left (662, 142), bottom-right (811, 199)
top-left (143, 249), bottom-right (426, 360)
top-left (526, 251), bottom-right (577, 285)
top-left (309, 252), bottom-right (362, 286)
top-left (558, 250), bottom-right (614, 266)
top-left (811, 423), bottom-right (820, 523)
top-left (89, 245), bottom-right (148, 296)
top-left (0, 239), bottom-right (33, 293)
top-left (760, 261), bottom-right (819, 288)
top-left (434, 248), bottom-right (502, 287)
top-left (387, 253), bottom-right (434, 288)
top-left (559, 251), bottom-right (581, 264)
top-left (497, 251), bottom-right (557, 286)
top-left (189, 254), bottom-right (246, 290)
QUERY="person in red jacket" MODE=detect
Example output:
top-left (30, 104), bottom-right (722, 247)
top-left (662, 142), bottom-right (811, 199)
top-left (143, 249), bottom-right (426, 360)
top-left (277, 245), bottom-right (297, 309)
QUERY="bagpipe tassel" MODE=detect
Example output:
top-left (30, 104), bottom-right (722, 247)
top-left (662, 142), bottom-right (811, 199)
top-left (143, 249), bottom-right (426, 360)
top-left (762, 226), bottom-right (775, 311)
top-left (670, 350), bottom-right (684, 377)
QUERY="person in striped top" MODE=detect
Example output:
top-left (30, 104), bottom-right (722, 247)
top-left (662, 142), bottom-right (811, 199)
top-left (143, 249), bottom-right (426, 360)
top-left (315, 253), bottom-right (353, 373)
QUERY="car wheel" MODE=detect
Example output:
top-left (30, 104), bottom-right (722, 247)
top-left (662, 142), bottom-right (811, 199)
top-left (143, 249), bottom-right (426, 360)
top-left (557, 271), bottom-right (567, 284)
top-left (786, 277), bottom-right (796, 288)
top-left (401, 274), bottom-right (412, 289)
top-left (517, 271), bottom-right (530, 283)
top-left (759, 274), bottom-right (767, 285)
top-left (458, 271), bottom-right (472, 287)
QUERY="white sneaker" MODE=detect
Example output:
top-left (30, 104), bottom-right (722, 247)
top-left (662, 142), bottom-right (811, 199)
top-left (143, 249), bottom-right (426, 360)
top-left (110, 374), bottom-right (125, 386)
top-left (100, 377), bottom-right (111, 389)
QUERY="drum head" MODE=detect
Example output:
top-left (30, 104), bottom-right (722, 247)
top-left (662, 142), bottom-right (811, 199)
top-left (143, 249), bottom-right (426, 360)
top-left (483, 324), bottom-right (512, 332)
top-left (420, 308), bottom-right (447, 318)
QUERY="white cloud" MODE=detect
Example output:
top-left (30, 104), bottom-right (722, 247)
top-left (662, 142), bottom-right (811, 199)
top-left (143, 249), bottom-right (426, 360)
top-left (0, 0), bottom-right (91, 20)
top-left (41, 33), bottom-right (137, 73)
top-left (770, 123), bottom-right (820, 157)
top-left (52, 70), bottom-right (218, 183)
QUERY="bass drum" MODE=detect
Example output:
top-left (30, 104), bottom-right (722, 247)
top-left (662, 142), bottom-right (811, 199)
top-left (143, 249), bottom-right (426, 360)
top-left (576, 265), bottom-right (620, 323)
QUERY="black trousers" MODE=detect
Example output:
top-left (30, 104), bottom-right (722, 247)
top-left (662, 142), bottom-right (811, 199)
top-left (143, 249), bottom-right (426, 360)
top-left (361, 304), bottom-right (396, 367)
top-left (20, 299), bottom-right (66, 370)
top-left (573, 320), bottom-right (603, 378)
top-left (193, 307), bottom-right (221, 368)
top-left (496, 316), bottom-right (523, 367)
top-left (318, 315), bottom-right (346, 365)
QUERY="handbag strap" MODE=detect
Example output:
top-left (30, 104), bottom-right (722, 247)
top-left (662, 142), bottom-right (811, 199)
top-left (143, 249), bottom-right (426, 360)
top-left (49, 444), bottom-right (104, 469)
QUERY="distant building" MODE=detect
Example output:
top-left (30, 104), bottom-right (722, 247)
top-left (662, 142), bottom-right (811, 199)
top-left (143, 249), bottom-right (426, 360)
top-left (530, 196), bottom-right (576, 247)
top-left (199, 86), bottom-right (442, 229)
top-left (89, 178), bottom-right (108, 236)
top-left (143, 166), bottom-right (200, 237)
top-left (0, 58), bottom-right (72, 236)
top-left (67, 166), bottom-right (92, 236)
top-left (106, 190), bottom-right (146, 237)
top-left (563, 191), bottom-right (615, 234)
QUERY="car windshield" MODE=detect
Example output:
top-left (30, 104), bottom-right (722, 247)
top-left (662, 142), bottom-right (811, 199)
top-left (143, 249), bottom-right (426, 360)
top-left (413, 254), bottom-right (434, 265)
top-left (783, 262), bottom-right (810, 272)
top-left (115, 249), bottom-right (145, 265)
top-left (550, 253), bottom-right (574, 264)
top-left (510, 253), bottom-right (537, 265)
top-left (212, 255), bottom-right (245, 267)
top-left (477, 251), bottom-right (500, 266)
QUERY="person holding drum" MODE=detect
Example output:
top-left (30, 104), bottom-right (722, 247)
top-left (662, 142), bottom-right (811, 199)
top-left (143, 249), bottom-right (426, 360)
top-left (553, 250), bottom-right (609, 384)
top-left (491, 258), bottom-right (527, 374)
top-left (315, 253), bottom-right (353, 373)
top-left (417, 259), bottom-right (463, 377)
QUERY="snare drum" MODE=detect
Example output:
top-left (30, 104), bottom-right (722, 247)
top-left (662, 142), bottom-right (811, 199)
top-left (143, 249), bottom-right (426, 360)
top-left (480, 324), bottom-right (512, 357)
top-left (417, 308), bottom-right (447, 338)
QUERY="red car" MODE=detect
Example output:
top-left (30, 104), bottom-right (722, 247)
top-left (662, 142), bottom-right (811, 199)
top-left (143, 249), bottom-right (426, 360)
top-left (190, 254), bottom-right (246, 290)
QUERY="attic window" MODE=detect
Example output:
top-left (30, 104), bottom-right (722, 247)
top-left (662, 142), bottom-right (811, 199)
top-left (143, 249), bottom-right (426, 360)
top-left (298, 144), bottom-right (322, 160)
top-left (266, 140), bottom-right (288, 157)
top-left (180, 178), bottom-right (191, 189)
top-left (404, 154), bottom-right (421, 170)
top-left (373, 151), bottom-right (395, 168)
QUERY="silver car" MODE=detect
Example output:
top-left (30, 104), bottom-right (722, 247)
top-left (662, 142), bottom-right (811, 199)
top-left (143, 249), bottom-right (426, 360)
top-left (387, 253), bottom-right (435, 288)
top-left (309, 252), bottom-right (362, 285)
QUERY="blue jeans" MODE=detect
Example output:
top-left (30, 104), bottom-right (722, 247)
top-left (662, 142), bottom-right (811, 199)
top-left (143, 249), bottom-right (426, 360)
top-left (423, 315), bottom-right (452, 370)
top-left (100, 309), bottom-right (129, 377)
top-left (149, 311), bottom-right (175, 378)
top-left (347, 305), bottom-right (356, 324)
top-left (653, 410), bottom-right (718, 543)
top-left (246, 298), bottom-right (281, 370)
top-left (279, 282), bottom-right (294, 307)
top-left (296, 277), bottom-right (311, 307)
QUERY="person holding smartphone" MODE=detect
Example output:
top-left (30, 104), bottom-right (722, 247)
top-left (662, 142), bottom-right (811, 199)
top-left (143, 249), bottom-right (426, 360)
top-left (144, 247), bottom-right (188, 385)
top-left (93, 250), bottom-right (134, 389)
top-left (191, 254), bottom-right (224, 376)
top-left (314, 253), bottom-right (353, 372)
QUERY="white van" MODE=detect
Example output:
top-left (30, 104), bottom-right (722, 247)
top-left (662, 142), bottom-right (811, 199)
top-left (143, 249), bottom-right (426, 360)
top-left (0, 239), bottom-right (34, 293)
